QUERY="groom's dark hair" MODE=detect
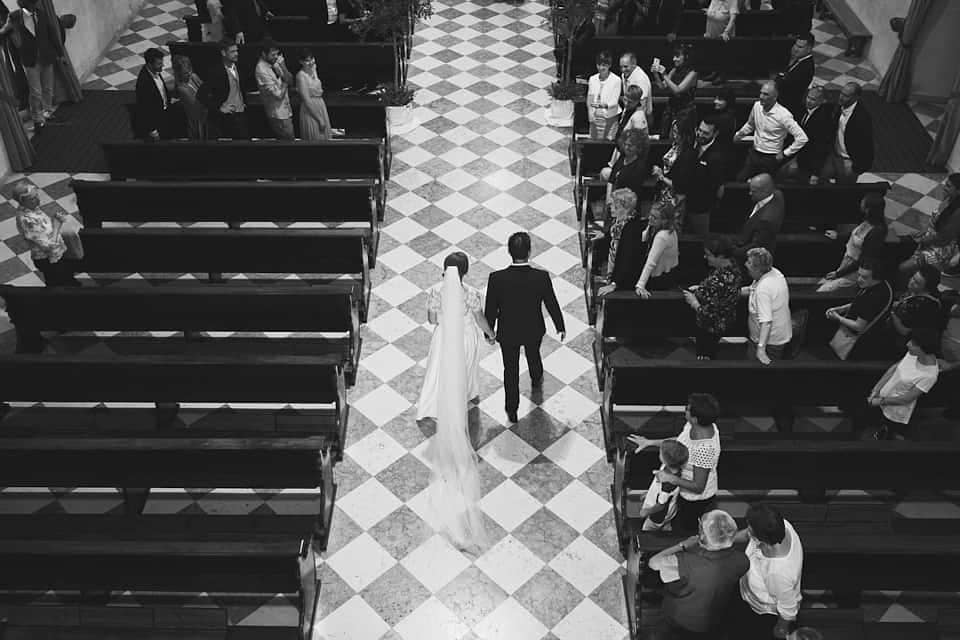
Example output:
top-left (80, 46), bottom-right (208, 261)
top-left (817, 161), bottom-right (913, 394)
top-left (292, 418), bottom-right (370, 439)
top-left (443, 251), bottom-right (469, 279)
top-left (508, 232), bottom-right (531, 261)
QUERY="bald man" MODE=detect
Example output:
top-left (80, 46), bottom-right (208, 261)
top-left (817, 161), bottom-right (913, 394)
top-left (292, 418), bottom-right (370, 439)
top-left (733, 173), bottom-right (784, 261)
top-left (734, 81), bottom-right (808, 182)
top-left (779, 85), bottom-right (835, 184)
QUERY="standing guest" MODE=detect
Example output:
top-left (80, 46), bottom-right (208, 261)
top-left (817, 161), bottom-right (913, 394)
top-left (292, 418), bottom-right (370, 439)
top-left (824, 261), bottom-right (893, 361)
top-left (685, 118), bottom-right (730, 234)
top-left (742, 247), bottom-right (792, 365)
top-left (644, 0), bottom-right (684, 39)
top-left (588, 50), bottom-right (622, 140)
top-left (600, 127), bottom-right (650, 203)
top-left (223, 0), bottom-right (270, 45)
top-left (647, 510), bottom-right (749, 639)
top-left (652, 120), bottom-right (697, 221)
top-left (652, 44), bottom-right (698, 140)
top-left (704, 0), bottom-right (738, 39)
top-left (685, 235), bottom-right (742, 360)
top-left (820, 82), bottom-right (873, 183)
top-left (255, 40), bottom-right (294, 140)
top-left (596, 188), bottom-right (646, 295)
top-left (635, 201), bottom-right (680, 297)
top-left (629, 393), bottom-right (722, 534)
top-left (296, 49), bottom-right (331, 140)
top-left (0, 0), bottom-right (65, 133)
top-left (900, 174), bottom-right (960, 277)
top-left (780, 85), bottom-right (834, 183)
top-left (733, 173), bottom-right (785, 260)
top-left (817, 192), bottom-right (888, 293)
top-left (890, 265), bottom-right (943, 340)
top-left (202, 0), bottom-right (225, 42)
top-left (12, 183), bottom-right (83, 287)
top-left (730, 504), bottom-right (804, 640)
top-left (860, 329), bottom-right (941, 440)
top-left (711, 86), bottom-right (739, 149)
top-left (614, 85), bottom-right (648, 138)
top-left (206, 38), bottom-right (248, 139)
top-left (775, 32), bottom-right (815, 119)
top-left (734, 82), bottom-right (807, 181)
top-left (313, 0), bottom-right (365, 42)
top-left (134, 48), bottom-right (171, 141)
top-left (172, 55), bottom-right (208, 140)
top-left (619, 51), bottom-right (652, 120)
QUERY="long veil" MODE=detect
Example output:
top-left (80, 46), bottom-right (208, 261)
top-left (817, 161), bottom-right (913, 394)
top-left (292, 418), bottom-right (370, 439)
top-left (424, 266), bottom-right (488, 552)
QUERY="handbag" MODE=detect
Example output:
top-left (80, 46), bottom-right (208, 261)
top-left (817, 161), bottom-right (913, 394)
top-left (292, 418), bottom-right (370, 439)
top-left (830, 282), bottom-right (892, 360)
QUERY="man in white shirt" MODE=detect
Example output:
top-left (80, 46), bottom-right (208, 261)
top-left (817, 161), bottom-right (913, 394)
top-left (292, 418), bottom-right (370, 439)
top-left (619, 52), bottom-right (652, 119)
top-left (731, 504), bottom-right (803, 640)
top-left (734, 81), bottom-right (808, 181)
top-left (820, 82), bottom-right (874, 183)
top-left (742, 246), bottom-right (792, 365)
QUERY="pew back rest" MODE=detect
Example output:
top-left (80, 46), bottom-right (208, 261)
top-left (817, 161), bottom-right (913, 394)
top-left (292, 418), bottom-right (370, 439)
top-left (72, 180), bottom-right (376, 227)
top-left (572, 96), bottom-right (755, 137)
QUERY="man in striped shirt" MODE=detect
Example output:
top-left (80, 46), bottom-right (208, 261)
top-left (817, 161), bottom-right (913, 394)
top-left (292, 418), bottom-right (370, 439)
top-left (734, 81), bottom-right (808, 182)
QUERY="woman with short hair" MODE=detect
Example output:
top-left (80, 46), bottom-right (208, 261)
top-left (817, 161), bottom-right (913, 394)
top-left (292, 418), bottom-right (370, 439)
top-left (685, 235), bottom-right (742, 360)
top-left (596, 188), bottom-right (646, 295)
top-left (587, 50), bottom-right (622, 140)
top-left (818, 192), bottom-right (888, 293)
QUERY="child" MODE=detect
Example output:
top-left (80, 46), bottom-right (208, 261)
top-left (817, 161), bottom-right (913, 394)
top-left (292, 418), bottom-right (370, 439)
top-left (639, 439), bottom-right (689, 531)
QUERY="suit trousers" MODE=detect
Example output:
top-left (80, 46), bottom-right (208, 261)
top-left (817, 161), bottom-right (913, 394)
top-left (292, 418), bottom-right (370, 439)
top-left (737, 149), bottom-right (784, 182)
top-left (212, 111), bottom-right (249, 139)
top-left (268, 116), bottom-right (295, 140)
top-left (819, 151), bottom-right (857, 183)
top-left (500, 338), bottom-right (543, 412)
top-left (24, 62), bottom-right (54, 124)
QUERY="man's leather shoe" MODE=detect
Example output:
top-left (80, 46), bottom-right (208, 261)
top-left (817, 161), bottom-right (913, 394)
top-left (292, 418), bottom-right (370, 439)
top-left (506, 410), bottom-right (518, 423)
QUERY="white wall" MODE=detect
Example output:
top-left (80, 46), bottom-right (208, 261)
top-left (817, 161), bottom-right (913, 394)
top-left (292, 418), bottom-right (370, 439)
top-left (55, 0), bottom-right (148, 80)
top-left (910, 0), bottom-right (960, 101)
top-left (843, 0), bottom-right (910, 78)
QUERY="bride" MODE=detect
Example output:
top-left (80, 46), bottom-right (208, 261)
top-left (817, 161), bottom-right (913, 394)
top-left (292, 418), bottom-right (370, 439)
top-left (417, 252), bottom-right (493, 552)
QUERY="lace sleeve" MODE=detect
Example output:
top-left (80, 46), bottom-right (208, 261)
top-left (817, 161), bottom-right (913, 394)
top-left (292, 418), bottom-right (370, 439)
top-left (427, 285), bottom-right (441, 314)
top-left (464, 285), bottom-right (482, 313)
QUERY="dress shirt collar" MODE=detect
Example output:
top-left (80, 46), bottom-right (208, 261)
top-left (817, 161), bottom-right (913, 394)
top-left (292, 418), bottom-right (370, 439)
top-left (840, 102), bottom-right (856, 117)
top-left (699, 138), bottom-right (716, 155)
top-left (509, 262), bottom-right (530, 267)
top-left (750, 193), bottom-right (774, 216)
top-left (789, 54), bottom-right (812, 70)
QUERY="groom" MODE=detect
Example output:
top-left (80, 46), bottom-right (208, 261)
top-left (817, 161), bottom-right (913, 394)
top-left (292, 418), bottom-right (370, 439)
top-left (484, 232), bottom-right (565, 423)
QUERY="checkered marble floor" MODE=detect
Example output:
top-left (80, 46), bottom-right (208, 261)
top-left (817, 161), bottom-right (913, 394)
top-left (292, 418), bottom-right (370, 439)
top-left (0, 1), bottom-right (958, 638)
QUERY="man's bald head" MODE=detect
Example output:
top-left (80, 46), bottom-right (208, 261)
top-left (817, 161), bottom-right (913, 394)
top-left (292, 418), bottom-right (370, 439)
top-left (749, 173), bottom-right (775, 202)
top-left (759, 82), bottom-right (778, 110)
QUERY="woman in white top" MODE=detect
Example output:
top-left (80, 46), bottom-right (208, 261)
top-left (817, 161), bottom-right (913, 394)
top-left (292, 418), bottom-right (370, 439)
top-left (732, 504), bottom-right (803, 640)
top-left (705, 0), bottom-right (737, 39)
top-left (628, 393), bottom-right (721, 535)
top-left (587, 50), bottom-right (622, 140)
top-left (635, 201), bottom-right (680, 298)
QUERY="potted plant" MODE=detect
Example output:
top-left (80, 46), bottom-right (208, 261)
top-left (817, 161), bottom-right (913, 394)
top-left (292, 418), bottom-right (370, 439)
top-left (546, 0), bottom-right (597, 126)
top-left (353, 0), bottom-right (432, 133)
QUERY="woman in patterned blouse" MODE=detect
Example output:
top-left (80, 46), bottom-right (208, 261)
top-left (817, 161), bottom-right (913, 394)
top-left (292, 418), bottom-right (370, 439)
top-left (13, 182), bottom-right (83, 286)
top-left (683, 235), bottom-right (741, 359)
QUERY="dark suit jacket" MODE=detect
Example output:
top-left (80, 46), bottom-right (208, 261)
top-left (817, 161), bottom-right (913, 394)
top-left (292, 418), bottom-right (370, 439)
top-left (205, 63), bottom-right (247, 112)
top-left (485, 265), bottom-right (565, 346)
top-left (836, 102), bottom-right (874, 174)
top-left (223, 0), bottom-right (267, 42)
top-left (735, 190), bottom-right (785, 259)
top-left (796, 103), bottom-right (836, 174)
top-left (776, 55), bottom-right (814, 119)
top-left (4, 6), bottom-right (63, 67)
top-left (610, 218), bottom-right (649, 290)
top-left (135, 66), bottom-right (170, 139)
top-left (685, 141), bottom-right (730, 214)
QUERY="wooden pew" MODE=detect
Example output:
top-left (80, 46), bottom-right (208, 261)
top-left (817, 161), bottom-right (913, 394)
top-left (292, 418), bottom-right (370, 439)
top-left (575, 35), bottom-right (794, 79)
top-left (168, 40), bottom-right (395, 94)
top-left (599, 354), bottom-right (958, 459)
top-left (822, 0), bottom-right (872, 58)
top-left (77, 228), bottom-right (372, 322)
top-left (102, 139), bottom-right (386, 220)
top-left (0, 284), bottom-right (362, 385)
top-left (71, 179), bottom-right (382, 261)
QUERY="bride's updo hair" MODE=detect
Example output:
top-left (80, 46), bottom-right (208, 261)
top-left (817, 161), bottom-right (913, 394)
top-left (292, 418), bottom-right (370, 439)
top-left (443, 251), bottom-right (469, 279)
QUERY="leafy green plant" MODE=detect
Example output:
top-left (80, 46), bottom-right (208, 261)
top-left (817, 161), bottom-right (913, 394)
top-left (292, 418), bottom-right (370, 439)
top-left (547, 0), bottom-right (598, 98)
top-left (353, 0), bottom-right (433, 105)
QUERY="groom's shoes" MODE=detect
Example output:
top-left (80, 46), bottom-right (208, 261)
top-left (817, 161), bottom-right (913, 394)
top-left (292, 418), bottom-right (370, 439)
top-left (506, 409), bottom-right (518, 423)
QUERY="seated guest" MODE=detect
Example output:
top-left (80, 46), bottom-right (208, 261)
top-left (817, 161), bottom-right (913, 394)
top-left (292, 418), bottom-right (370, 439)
top-left (223, 0), bottom-right (270, 45)
top-left (685, 118), bottom-right (731, 234)
top-left (652, 120), bottom-right (697, 222)
top-left (596, 188), bottom-right (646, 295)
top-left (637, 439), bottom-right (689, 531)
top-left (588, 50), bottom-right (622, 140)
top-left (296, 49), bottom-right (332, 141)
top-left (206, 38), bottom-right (248, 139)
top-left (685, 235), bottom-right (742, 360)
top-left (730, 504), bottom-right (803, 640)
top-left (255, 40), bottom-right (294, 140)
top-left (704, 0), bottom-right (738, 40)
top-left (779, 85), bottom-right (833, 183)
top-left (710, 86), bottom-right (739, 149)
top-left (635, 201), bottom-right (680, 297)
top-left (733, 173), bottom-right (784, 260)
top-left (647, 510), bottom-right (748, 639)
top-left (600, 128), bottom-right (650, 202)
top-left (943, 292), bottom-right (960, 364)
top-left (890, 265), bottom-right (943, 341)
top-left (817, 192), bottom-right (888, 292)
top-left (652, 44), bottom-right (698, 140)
top-left (860, 328), bottom-right (941, 440)
top-left (825, 261), bottom-right (893, 361)
top-left (900, 174), bottom-right (960, 277)
top-left (775, 32), bottom-right (815, 119)
top-left (628, 393), bottom-right (722, 534)
top-left (172, 54), bottom-right (208, 140)
top-left (743, 247), bottom-right (792, 364)
top-left (134, 48), bottom-right (171, 141)
top-left (13, 183), bottom-right (83, 287)
top-left (820, 82), bottom-right (873, 183)
top-left (619, 51), bottom-right (652, 120)
top-left (735, 81), bottom-right (807, 181)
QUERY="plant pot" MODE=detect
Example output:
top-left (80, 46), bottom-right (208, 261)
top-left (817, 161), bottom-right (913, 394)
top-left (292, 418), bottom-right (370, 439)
top-left (544, 98), bottom-right (574, 127)
top-left (386, 103), bottom-right (418, 135)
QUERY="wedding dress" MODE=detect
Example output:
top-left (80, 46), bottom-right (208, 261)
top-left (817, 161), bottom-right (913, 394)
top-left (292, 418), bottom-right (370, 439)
top-left (420, 266), bottom-right (488, 552)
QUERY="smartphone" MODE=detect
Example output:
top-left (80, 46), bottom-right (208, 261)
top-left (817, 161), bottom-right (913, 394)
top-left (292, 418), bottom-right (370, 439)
top-left (652, 57), bottom-right (661, 69)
